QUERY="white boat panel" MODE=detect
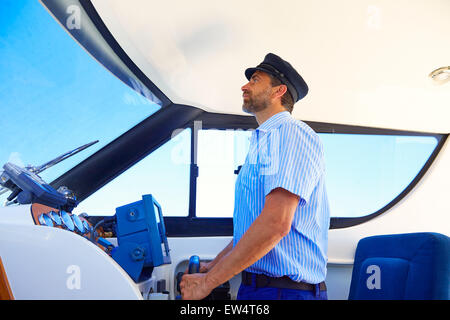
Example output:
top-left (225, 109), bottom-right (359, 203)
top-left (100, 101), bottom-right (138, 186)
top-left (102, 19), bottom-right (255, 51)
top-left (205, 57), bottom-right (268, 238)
top-left (0, 224), bottom-right (142, 299)
top-left (91, 0), bottom-right (450, 132)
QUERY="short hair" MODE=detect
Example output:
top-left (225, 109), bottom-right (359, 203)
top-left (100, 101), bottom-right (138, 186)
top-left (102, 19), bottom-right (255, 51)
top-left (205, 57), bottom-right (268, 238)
top-left (267, 74), bottom-right (295, 113)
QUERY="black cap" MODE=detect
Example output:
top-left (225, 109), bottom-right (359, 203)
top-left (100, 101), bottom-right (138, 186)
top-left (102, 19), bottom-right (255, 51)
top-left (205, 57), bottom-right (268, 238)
top-left (245, 53), bottom-right (308, 102)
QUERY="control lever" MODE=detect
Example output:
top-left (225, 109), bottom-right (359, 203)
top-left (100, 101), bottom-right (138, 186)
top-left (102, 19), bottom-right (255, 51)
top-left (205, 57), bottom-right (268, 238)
top-left (188, 255), bottom-right (200, 274)
top-left (176, 255), bottom-right (201, 299)
top-left (176, 272), bottom-right (183, 293)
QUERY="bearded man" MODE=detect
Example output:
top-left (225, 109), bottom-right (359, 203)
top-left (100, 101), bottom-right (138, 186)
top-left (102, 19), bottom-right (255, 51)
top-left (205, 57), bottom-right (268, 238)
top-left (180, 53), bottom-right (330, 300)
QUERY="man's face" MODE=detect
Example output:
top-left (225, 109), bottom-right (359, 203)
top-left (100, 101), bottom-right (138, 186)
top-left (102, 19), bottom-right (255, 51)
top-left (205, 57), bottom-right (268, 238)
top-left (241, 71), bottom-right (273, 114)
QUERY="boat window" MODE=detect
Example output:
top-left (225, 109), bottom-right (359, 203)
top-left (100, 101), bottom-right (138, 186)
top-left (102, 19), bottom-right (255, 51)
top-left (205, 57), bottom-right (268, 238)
top-left (0, 1), bottom-right (160, 204)
top-left (74, 128), bottom-right (191, 217)
top-left (195, 129), bottom-right (252, 217)
top-left (321, 134), bottom-right (438, 218)
top-left (194, 129), bottom-right (438, 219)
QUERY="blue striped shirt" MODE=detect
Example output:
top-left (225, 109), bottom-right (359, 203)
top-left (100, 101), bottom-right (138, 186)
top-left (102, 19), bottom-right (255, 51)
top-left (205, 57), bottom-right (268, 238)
top-left (233, 111), bottom-right (330, 284)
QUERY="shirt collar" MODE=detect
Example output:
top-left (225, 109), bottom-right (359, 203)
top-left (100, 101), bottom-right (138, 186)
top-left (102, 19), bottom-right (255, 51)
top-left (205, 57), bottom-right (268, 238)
top-left (256, 111), bottom-right (291, 133)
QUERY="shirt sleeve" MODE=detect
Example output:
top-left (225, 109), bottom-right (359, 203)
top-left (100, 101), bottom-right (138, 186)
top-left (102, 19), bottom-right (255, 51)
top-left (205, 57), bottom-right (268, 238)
top-left (262, 123), bottom-right (324, 204)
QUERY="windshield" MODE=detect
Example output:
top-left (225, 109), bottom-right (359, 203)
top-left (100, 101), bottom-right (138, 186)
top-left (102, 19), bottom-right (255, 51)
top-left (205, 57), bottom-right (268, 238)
top-left (0, 1), bottom-right (160, 203)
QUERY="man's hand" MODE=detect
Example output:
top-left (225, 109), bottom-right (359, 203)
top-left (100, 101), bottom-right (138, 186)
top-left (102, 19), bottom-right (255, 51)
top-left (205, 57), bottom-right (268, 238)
top-left (183, 261), bottom-right (210, 274)
top-left (180, 273), bottom-right (214, 300)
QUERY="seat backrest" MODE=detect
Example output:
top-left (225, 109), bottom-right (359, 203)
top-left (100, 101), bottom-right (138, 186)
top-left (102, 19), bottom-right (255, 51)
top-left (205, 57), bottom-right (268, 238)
top-left (348, 232), bottom-right (450, 300)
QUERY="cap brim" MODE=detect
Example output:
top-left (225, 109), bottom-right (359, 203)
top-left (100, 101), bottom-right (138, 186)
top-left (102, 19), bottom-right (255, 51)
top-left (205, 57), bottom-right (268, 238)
top-left (245, 67), bottom-right (279, 81)
top-left (245, 67), bottom-right (256, 80)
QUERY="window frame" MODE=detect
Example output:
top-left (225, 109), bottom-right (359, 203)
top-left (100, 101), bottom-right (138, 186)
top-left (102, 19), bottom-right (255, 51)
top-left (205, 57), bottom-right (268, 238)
top-left (165, 112), bottom-right (447, 236)
top-left (51, 108), bottom-right (446, 236)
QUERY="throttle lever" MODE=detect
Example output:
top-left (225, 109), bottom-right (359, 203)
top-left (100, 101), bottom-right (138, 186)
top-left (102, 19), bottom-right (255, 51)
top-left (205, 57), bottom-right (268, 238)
top-left (176, 272), bottom-right (184, 293)
top-left (188, 255), bottom-right (200, 274)
top-left (176, 255), bottom-right (201, 299)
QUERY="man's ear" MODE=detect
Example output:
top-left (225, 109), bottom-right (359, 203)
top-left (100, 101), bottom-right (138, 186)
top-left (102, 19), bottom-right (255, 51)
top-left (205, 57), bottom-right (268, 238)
top-left (273, 84), bottom-right (287, 100)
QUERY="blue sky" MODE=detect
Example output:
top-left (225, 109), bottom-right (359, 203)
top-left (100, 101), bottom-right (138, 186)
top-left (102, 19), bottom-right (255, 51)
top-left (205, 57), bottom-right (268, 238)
top-left (0, 1), bottom-right (438, 218)
top-left (0, 0), bottom-right (159, 181)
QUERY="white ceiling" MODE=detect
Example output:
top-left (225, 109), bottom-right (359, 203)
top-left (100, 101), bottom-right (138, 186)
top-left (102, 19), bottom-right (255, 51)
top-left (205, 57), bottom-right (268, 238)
top-left (91, 0), bottom-right (450, 133)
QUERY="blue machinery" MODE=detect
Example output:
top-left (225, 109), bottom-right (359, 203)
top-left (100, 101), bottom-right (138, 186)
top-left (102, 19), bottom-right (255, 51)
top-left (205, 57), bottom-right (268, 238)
top-left (111, 194), bottom-right (171, 282)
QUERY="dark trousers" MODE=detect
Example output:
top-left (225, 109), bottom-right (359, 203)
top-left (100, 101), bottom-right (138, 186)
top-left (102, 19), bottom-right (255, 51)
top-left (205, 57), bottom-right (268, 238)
top-left (237, 274), bottom-right (328, 300)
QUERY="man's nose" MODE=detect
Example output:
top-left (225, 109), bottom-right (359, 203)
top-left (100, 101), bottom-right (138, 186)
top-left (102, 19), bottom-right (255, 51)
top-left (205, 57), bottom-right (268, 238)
top-left (241, 82), bottom-right (250, 92)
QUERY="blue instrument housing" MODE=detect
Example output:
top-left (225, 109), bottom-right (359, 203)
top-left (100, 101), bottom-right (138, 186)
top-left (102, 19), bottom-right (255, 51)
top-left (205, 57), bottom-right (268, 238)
top-left (111, 194), bottom-right (171, 282)
top-left (3, 162), bottom-right (70, 208)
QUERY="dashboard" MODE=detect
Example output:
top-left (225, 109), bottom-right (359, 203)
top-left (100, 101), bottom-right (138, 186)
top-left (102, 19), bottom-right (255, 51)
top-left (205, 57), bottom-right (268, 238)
top-left (30, 202), bottom-right (112, 253)
top-left (1, 161), bottom-right (171, 284)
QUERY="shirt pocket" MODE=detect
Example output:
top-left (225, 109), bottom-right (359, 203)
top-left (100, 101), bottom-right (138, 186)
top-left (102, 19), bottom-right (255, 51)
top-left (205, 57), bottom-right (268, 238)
top-left (238, 162), bottom-right (259, 192)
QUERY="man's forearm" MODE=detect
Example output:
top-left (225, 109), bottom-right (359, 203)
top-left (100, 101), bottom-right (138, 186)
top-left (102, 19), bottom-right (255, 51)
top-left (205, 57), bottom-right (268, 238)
top-left (204, 188), bottom-right (298, 289)
top-left (205, 240), bottom-right (233, 271)
top-left (205, 188), bottom-right (299, 287)
top-left (204, 210), bottom-right (287, 288)
top-left (180, 189), bottom-right (298, 300)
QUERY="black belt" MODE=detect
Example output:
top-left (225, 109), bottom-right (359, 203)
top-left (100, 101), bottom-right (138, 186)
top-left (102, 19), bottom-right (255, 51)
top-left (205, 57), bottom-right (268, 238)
top-left (241, 271), bottom-right (327, 292)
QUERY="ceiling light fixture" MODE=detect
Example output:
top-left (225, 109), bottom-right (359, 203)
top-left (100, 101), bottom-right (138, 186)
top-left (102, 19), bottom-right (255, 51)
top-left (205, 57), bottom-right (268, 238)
top-left (429, 66), bottom-right (450, 84)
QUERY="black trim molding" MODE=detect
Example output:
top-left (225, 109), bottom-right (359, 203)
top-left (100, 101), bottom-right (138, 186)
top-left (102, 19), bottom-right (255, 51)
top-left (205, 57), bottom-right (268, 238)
top-left (51, 105), bottom-right (203, 202)
top-left (41, 0), bottom-right (171, 107)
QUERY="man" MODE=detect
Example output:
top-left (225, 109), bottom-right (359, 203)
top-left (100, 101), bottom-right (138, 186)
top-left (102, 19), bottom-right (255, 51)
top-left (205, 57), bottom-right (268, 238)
top-left (180, 53), bottom-right (330, 300)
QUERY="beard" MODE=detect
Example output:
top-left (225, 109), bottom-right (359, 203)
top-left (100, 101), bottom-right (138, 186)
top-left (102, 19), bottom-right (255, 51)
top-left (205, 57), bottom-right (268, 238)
top-left (242, 88), bottom-right (271, 114)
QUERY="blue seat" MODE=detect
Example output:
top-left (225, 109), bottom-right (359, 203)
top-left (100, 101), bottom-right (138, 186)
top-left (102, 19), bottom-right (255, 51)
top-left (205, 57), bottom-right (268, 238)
top-left (348, 232), bottom-right (450, 300)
